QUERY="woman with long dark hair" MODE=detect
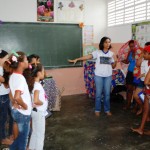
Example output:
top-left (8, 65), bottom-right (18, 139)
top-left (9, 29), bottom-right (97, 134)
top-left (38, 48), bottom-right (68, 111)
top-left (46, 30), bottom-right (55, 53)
top-left (68, 37), bottom-right (118, 116)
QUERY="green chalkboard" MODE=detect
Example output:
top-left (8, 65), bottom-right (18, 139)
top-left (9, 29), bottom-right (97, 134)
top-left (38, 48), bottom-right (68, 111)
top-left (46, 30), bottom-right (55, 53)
top-left (0, 22), bottom-right (82, 68)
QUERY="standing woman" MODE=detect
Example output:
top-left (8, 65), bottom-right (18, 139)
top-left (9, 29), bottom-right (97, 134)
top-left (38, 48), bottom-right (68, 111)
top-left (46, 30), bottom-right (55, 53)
top-left (68, 37), bottom-right (117, 116)
top-left (122, 40), bottom-right (136, 110)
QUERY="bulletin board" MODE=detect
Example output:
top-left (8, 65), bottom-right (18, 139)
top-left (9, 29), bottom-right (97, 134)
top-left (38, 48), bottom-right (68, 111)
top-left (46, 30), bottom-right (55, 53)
top-left (57, 0), bottom-right (85, 23)
top-left (132, 21), bottom-right (150, 47)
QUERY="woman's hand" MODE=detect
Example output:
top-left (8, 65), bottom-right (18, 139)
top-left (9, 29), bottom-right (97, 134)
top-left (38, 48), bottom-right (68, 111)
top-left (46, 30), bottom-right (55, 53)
top-left (113, 54), bottom-right (118, 62)
top-left (68, 59), bottom-right (78, 65)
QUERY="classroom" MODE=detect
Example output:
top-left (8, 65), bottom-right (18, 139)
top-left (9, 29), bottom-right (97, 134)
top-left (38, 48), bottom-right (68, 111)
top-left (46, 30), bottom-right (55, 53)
top-left (0, 0), bottom-right (150, 150)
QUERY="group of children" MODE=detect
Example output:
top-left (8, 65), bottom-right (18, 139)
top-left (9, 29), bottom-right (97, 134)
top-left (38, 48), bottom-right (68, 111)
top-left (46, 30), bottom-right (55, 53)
top-left (119, 40), bottom-right (150, 135)
top-left (0, 51), bottom-right (47, 150)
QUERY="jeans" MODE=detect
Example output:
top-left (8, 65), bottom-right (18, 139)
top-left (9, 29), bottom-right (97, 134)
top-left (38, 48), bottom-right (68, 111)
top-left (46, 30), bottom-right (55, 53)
top-left (10, 109), bottom-right (31, 150)
top-left (29, 111), bottom-right (45, 150)
top-left (94, 75), bottom-right (112, 112)
top-left (0, 94), bottom-right (10, 140)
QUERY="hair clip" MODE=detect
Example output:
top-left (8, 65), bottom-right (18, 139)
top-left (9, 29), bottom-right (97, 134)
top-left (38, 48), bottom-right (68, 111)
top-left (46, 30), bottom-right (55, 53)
top-left (12, 50), bottom-right (19, 57)
top-left (12, 56), bottom-right (18, 62)
top-left (29, 64), bottom-right (32, 69)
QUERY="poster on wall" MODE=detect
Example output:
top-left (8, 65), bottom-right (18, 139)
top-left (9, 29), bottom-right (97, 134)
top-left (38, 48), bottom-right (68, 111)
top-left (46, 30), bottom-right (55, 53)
top-left (37, 0), bottom-right (54, 22)
top-left (83, 25), bottom-right (94, 45)
top-left (132, 22), bottom-right (150, 47)
top-left (56, 0), bottom-right (84, 23)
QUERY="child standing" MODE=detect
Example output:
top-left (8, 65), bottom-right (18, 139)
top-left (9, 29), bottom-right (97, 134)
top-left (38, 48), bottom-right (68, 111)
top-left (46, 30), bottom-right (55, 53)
top-left (132, 45), bottom-right (150, 135)
top-left (0, 50), bottom-right (13, 145)
top-left (122, 40), bottom-right (136, 110)
top-left (8, 52), bottom-right (32, 150)
top-left (28, 64), bottom-right (48, 150)
top-left (133, 42), bottom-right (150, 115)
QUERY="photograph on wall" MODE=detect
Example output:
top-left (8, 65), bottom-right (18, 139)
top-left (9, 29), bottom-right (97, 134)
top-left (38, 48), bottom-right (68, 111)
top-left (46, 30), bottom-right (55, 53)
top-left (57, 0), bottom-right (84, 23)
top-left (37, 0), bottom-right (54, 22)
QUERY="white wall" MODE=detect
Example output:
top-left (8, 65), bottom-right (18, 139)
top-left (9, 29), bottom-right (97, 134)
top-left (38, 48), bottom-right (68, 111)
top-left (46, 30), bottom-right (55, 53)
top-left (0, 0), bottom-right (37, 22)
top-left (0, 0), bottom-right (107, 44)
top-left (84, 0), bottom-right (107, 43)
top-left (107, 24), bottom-right (132, 43)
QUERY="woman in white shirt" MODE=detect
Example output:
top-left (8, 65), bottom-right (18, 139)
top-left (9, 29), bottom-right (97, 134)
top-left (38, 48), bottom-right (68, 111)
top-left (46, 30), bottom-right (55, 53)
top-left (68, 37), bottom-right (117, 116)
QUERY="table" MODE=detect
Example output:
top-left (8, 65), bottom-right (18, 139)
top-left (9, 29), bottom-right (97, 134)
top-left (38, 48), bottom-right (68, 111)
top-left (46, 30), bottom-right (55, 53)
top-left (43, 78), bottom-right (61, 111)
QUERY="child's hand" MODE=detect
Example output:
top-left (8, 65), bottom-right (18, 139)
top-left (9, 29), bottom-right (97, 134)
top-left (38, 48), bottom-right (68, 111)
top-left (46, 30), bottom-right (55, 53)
top-left (32, 103), bottom-right (38, 108)
top-left (137, 75), bottom-right (141, 79)
top-left (22, 103), bottom-right (28, 110)
top-left (13, 102), bottom-right (25, 110)
top-left (139, 52), bottom-right (144, 59)
top-left (13, 103), bottom-right (21, 109)
top-left (0, 76), bottom-right (5, 83)
top-left (68, 59), bottom-right (78, 65)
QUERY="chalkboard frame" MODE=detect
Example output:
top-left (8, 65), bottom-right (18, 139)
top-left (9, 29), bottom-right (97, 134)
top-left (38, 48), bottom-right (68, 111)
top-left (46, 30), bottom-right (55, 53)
top-left (0, 22), bottom-right (83, 69)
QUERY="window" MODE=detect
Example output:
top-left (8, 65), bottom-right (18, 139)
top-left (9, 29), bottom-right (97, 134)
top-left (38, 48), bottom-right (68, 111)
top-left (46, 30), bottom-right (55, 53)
top-left (147, 1), bottom-right (150, 19)
top-left (108, 0), bottom-right (150, 26)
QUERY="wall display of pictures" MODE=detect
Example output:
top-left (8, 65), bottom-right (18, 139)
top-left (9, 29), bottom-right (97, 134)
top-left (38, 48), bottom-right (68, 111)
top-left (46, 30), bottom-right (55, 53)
top-left (83, 25), bottom-right (94, 45)
top-left (37, 0), bottom-right (54, 22)
top-left (83, 46), bottom-right (97, 56)
top-left (57, 0), bottom-right (84, 23)
top-left (132, 21), bottom-right (150, 48)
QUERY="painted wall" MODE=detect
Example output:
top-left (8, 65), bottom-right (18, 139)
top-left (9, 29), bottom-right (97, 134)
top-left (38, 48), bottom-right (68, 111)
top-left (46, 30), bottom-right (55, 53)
top-left (0, 0), bottom-right (107, 96)
top-left (107, 24), bottom-right (132, 43)
top-left (106, 24), bottom-right (132, 71)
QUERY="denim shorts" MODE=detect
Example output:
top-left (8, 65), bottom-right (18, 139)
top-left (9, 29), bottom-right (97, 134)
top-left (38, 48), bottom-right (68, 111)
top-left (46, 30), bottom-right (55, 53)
top-left (137, 80), bottom-right (145, 89)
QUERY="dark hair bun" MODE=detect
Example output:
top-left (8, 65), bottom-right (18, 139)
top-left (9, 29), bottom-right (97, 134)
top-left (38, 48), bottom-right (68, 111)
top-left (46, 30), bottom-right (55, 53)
top-left (0, 49), bottom-right (8, 58)
top-left (10, 61), bottom-right (19, 69)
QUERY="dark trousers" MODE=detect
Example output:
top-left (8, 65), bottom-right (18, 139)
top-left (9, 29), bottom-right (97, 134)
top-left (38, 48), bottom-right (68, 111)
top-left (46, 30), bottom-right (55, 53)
top-left (0, 94), bottom-right (10, 140)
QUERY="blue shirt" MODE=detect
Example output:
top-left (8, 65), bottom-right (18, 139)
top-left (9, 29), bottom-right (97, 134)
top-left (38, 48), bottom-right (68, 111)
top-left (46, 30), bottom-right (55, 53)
top-left (128, 52), bottom-right (136, 72)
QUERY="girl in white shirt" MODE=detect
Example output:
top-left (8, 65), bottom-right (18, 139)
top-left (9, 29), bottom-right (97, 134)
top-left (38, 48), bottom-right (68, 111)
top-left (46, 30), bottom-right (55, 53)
top-left (8, 51), bottom-right (32, 150)
top-left (68, 37), bottom-right (117, 116)
top-left (28, 63), bottom-right (48, 150)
